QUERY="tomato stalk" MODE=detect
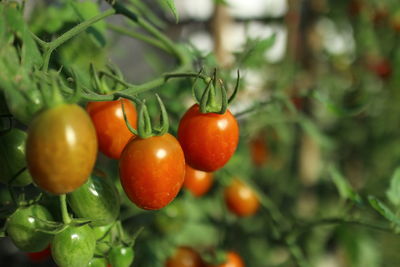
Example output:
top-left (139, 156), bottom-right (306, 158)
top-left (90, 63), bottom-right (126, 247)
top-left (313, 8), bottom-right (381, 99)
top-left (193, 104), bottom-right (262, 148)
top-left (59, 194), bottom-right (71, 224)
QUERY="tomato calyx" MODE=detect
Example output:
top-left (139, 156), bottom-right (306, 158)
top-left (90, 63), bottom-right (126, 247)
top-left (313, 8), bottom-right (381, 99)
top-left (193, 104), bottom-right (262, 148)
top-left (121, 94), bottom-right (169, 139)
top-left (194, 69), bottom-right (240, 115)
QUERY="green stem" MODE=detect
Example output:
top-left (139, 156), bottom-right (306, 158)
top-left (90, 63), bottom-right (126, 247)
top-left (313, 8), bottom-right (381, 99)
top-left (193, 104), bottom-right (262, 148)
top-left (42, 9), bottom-right (116, 72)
top-left (60, 194), bottom-right (71, 224)
top-left (107, 24), bottom-right (169, 53)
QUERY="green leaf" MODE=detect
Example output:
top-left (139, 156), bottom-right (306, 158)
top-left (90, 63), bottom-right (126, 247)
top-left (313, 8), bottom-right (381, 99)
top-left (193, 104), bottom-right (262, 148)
top-left (236, 34), bottom-right (276, 68)
top-left (158, 0), bottom-right (179, 23)
top-left (386, 167), bottom-right (400, 206)
top-left (368, 196), bottom-right (400, 226)
top-left (329, 166), bottom-right (362, 204)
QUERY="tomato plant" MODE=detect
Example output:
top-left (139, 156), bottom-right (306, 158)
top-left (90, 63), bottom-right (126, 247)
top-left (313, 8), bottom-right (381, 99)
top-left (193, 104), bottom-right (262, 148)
top-left (108, 245), bottom-right (134, 267)
top-left (165, 247), bottom-right (205, 267)
top-left (5, 204), bottom-right (53, 252)
top-left (67, 175), bottom-right (120, 226)
top-left (119, 133), bottom-right (185, 210)
top-left (0, 128), bottom-right (32, 186)
top-left (224, 179), bottom-right (260, 217)
top-left (208, 251), bottom-right (244, 267)
top-left (86, 99), bottom-right (137, 159)
top-left (248, 135), bottom-right (269, 167)
top-left (178, 104), bottom-right (239, 172)
top-left (26, 104), bottom-right (97, 194)
top-left (183, 165), bottom-right (213, 197)
top-left (51, 224), bottom-right (96, 267)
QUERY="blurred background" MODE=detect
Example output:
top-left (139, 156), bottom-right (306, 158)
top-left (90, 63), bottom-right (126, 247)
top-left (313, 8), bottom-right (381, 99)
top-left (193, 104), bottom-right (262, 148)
top-left (2, 0), bottom-right (400, 266)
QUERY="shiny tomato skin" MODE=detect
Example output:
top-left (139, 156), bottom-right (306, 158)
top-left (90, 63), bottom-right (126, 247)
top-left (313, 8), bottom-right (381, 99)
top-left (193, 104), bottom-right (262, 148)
top-left (0, 128), bottom-right (32, 186)
top-left (224, 179), bottom-right (260, 217)
top-left (6, 205), bottom-right (53, 252)
top-left (209, 251), bottom-right (244, 267)
top-left (108, 245), bottom-right (134, 267)
top-left (166, 247), bottom-right (205, 267)
top-left (184, 165), bottom-right (213, 197)
top-left (119, 133), bottom-right (185, 210)
top-left (86, 99), bottom-right (137, 159)
top-left (26, 104), bottom-right (97, 195)
top-left (51, 225), bottom-right (96, 267)
top-left (178, 104), bottom-right (239, 172)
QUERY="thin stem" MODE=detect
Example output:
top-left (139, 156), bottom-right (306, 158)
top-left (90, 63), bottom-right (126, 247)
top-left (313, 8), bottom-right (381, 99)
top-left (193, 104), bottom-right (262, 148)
top-left (107, 24), bottom-right (169, 53)
top-left (42, 9), bottom-right (116, 71)
top-left (300, 217), bottom-right (394, 234)
top-left (60, 194), bottom-right (71, 224)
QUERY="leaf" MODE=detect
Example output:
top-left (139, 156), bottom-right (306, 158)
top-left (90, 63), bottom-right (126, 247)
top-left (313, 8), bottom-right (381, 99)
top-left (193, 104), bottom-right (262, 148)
top-left (368, 196), bottom-right (400, 226)
top-left (386, 167), bottom-right (400, 206)
top-left (329, 166), bottom-right (362, 204)
top-left (236, 34), bottom-right (276, 68)
top-left (158, 0), bottom-right (179, 23)
top-left (32, 216), bottom-right (67, 234)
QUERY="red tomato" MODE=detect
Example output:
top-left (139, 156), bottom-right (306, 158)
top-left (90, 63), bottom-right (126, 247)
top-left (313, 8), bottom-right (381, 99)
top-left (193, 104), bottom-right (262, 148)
top-left (224, 179), bottom-right (259, 217)
top-left (178, 104), bottom-right (239, 172)
top-left (119, 133), bottom-right (185, 210)
top-left (208, 251), bottom-right (244, 267)
top-left (86, 99), bottom-right (137, 159)
top-left (184, 165), bottom-right (213, 197)
top-left (27, 245), bottom-right (51, 262)
top-left (249, 135), bottom-right (269, 167)
top-left (166, 247), bottom-right (205, 267)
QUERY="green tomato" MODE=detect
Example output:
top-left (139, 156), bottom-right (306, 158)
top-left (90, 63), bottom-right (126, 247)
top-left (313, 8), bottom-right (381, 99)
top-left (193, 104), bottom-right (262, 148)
top-left (67, 175), bottom-right (120, 226)
top-left (108, 245), bottom-right (134, 267)
top-left (92, 224), bottom-right (113, 255)
top-left (52, 224), bottom-right (96, 267)
top-left (4, 88), bottom-right (43, 125)
top-left (87, 257), bottom-right (108, 267)
top-left (5, 204), bottom-right (53, 252)
top-left (0, 128), bottom-right (32, 186)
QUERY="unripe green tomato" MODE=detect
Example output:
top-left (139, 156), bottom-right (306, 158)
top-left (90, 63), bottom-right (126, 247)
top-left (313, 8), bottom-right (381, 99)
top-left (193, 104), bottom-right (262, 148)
top-left (87, 257), bottom-right (108, 267)
top-left (51, 225), bottom-right (96, 267)
top-left (5, 204), bottom-right (53, 252)
top-left (0, 128), bottom-right (32, 186)
top-left (92, 224), bottom-right (113, 255)
top-left (67, 175), bottom-right (120, 226)
top-left (108, 245), bottom-right (134, 267)
top-left (4, 88), bottom-right (43, 125)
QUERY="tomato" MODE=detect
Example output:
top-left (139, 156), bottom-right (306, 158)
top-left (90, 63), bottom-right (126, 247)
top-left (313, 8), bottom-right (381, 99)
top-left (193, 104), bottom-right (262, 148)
top-left (5, 204), bottom-right (53, 252)
top-left (26, 104), bottom-right (97, 194)
top-left (0, 128), bottom-right (32, 186)
top-left (166, 247), bottom-right (204, 267)
top-left (208, 251), bottom-right (244, 267)
top-left (88, 257), bottom-right (108, 267)
top-left (86, 99), bottom-right (137, 159)
top-left (178, 104), bottom-right (239, 172)
top-left (119, 133), bottom-right (185, 210)
top-left (51, 224), bottom-right (96, 267)
top-left (27, 245), bottom-right (51, 262)
top-left (249, 135), bottom-right (269, 167)
top-left (108, 245), bottom-right (134, 267)
top-left (224, 179), bottom-right (259, 217)
top-left (183, 165), bottom-right (213, 197)
top-left (67, 175), bottom-right (120, 226)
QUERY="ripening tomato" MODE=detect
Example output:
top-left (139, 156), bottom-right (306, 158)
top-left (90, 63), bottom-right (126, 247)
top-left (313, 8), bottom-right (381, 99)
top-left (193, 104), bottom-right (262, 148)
top-left (208, 251), bottom-right (244, 267)
top-left (224, 179), bottom-right (260, 217)
top-left (6, 204), bottom-right (53, 252)
top-left (178, 104), bottom-right (239, 172)
top-left (119, 133), bottom-right (185, 210)
top-left (27, 245), bottom-right (51, 262)
top-left (166, 247), bottom-right (204, 267)
top-left (184, 165), bottom-right (213, 197)
top-left (26, 104), bottom-right (97, 194)
top-left (249, 135), bottom-right (269, 167)
top-left (86, 99), bottom-right (137, 159)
